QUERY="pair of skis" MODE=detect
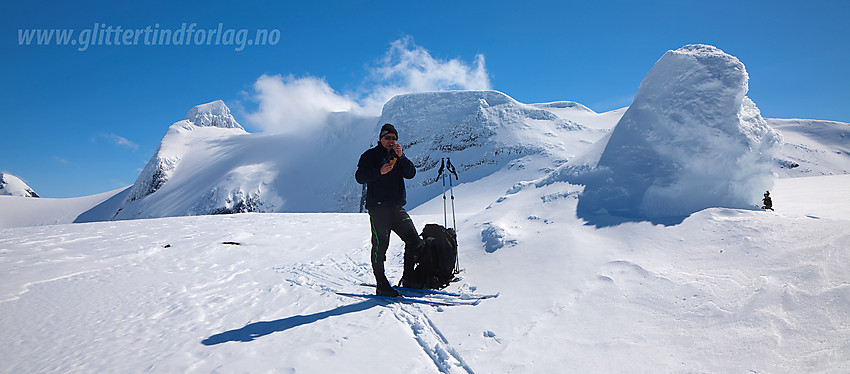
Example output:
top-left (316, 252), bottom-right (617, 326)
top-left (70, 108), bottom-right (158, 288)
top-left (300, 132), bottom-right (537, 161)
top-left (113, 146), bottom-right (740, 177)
top-left (336, 283), bottom-right (499, 307)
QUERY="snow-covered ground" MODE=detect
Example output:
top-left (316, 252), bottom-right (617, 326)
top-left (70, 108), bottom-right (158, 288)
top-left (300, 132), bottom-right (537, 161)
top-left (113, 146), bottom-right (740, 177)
top-left (1, 172), bottom-right (847, 373)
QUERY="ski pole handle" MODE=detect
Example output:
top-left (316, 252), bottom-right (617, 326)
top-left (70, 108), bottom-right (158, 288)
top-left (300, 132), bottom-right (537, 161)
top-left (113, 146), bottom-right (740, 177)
top-left (446, 158), bottom-right (459, 180)
top-left (435, 158), bottom-right (445, 183)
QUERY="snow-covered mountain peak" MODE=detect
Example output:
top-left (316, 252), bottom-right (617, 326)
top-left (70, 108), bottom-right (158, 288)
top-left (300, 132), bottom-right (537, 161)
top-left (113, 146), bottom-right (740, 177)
top-left (381, 90), bottom-right (560, 124)
top-left (377, 90), bottom-right (593, 208)
top-left (379, 90), bottom-right (583, 153)
top-left (184, 100), bottom-right (243, 130)
top-left (115, 100), bottom-right (249, 218)
top-left (0, 172), bottom-right (39, 198)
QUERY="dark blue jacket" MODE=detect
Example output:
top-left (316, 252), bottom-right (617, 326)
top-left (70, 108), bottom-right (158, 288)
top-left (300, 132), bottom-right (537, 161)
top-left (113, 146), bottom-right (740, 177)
top-left (356, 144), bottom-right (416, 209)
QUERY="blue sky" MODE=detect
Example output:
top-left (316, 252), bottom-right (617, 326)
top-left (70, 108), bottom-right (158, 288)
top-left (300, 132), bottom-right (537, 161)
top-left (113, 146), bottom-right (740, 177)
top-left (2, 0), bottom-right (848, 197)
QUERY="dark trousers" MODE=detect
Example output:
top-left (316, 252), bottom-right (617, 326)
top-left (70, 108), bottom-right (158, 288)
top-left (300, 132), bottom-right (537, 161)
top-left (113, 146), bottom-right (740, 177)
top-left (368, 206), bottom-right (423, 288)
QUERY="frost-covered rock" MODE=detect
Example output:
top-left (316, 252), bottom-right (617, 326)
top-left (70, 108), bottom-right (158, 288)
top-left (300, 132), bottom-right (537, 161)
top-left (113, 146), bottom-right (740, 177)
top-left (185, 100), bottom-right (244, 130)
top-left (565, 45), bottom-right (782, 223)
top-left (531, 101), bottom-right (595, 113)
top-left (0, 172), bottom-right (39, 198)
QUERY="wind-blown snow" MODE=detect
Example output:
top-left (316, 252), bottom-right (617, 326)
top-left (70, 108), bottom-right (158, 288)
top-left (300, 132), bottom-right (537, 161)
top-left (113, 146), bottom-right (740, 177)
top-left (548, 45), bottom-right (782, 225)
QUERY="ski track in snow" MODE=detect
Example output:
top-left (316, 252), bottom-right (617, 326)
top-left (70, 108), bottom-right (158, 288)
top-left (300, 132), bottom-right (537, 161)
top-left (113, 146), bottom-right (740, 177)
top-left (392, 305), bottom-right (475, 374)
top-left (280, 251), bottom-right (476, 373)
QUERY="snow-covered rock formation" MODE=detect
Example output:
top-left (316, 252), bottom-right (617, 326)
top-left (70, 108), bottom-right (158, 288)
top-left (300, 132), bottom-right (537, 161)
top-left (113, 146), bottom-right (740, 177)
top-left (0, 172), bottom-right (39, 197)
top-left (548, 45), bottom-right (782, 224)
top-left (185, 100), bottom-right (244, 129)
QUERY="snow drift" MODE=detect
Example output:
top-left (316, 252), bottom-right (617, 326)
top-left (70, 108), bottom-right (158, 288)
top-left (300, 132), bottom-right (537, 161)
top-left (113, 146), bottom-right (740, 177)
top-left (552, 45), bottom-right (782, 224)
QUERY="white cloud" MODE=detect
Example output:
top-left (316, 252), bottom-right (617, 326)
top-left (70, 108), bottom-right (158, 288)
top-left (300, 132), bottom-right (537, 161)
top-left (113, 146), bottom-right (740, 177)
top-left (93, 133), bottom-right (139, 150)
top-left (106, 133), bottom-right (139, 150)
top-left (358, 37), bottom-right (491, 113)
top-left (244, 74), bottom-right (357, 134)
top-left (242, 37), bottom-right (491, 133)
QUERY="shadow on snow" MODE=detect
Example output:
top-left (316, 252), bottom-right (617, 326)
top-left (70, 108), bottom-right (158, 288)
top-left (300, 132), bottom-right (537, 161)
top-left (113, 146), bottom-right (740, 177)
top-left (201, 300), bottom-right (380, 345)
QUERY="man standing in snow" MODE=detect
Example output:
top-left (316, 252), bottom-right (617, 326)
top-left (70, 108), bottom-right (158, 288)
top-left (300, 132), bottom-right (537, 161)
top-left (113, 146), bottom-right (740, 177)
top-left (762, 191), bottom-right (773, 211)
top-left (356, 123), bottom-right (423, 297)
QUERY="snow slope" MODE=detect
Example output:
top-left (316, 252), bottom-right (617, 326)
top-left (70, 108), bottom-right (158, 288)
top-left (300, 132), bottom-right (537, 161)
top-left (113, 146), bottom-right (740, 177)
top-left (0, 186), bottom-right (126, 228)
top-left (0, 173), bottom-right (847, 373)
top-left (770, 118), bottom-right (850, 177)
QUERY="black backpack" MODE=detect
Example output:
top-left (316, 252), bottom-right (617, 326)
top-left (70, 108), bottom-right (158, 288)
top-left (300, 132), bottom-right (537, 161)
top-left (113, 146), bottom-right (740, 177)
top-left (402, 224), bottom-right (458, 289)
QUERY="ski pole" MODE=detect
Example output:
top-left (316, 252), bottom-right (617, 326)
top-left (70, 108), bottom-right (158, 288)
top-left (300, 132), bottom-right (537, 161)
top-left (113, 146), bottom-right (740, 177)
top-left (446, 158), bottom-right (460, 274)
top-left (446, 158), bottom-right (458, 231)
top-left (437, 158), bottom-right (447, 227)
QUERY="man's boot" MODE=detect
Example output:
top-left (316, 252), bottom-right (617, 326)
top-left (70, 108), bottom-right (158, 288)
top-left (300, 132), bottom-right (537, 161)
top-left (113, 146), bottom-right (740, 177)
top-left (373, 261), bottom-right (399, 297)
top-left (400, 241), bottom-right (426, 288)
top-left (400, 251), bottom-right (422, 289)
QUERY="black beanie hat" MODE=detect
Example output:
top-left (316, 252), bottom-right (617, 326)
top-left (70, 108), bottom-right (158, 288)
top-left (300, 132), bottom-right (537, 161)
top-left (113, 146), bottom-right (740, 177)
top-left (379, 123), bottom-right (398, 139)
